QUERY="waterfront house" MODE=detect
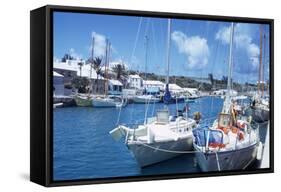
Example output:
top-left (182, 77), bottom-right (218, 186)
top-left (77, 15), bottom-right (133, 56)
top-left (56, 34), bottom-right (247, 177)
top-left (168, 83), bottom-right (184, 94)
top-left (128, 74), bottom-right (143, 89)
top-left (53, 60), bottom-right (106, 95)
top-left (108, 79), bottom-right (123, 95)
top-left (183, 88), bottom-right (201, 96)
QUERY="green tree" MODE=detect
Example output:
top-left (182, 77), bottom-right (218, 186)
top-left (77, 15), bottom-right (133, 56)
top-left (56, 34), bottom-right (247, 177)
top-left (61, 54), bottom-right (74, 62)
top-left (72, 77), bottom-right (90, 93)
top-left (112, 63), bottom-right (127, 80)
top-left (87, 57), bottom-right (103, 93)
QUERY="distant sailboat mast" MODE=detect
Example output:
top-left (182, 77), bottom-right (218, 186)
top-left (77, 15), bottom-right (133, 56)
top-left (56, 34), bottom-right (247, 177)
top-left (144, 35), bottom-right (149, 81)
top-left (90, 36), bottom-right (95, 94)
top-left (104, 39), bottom-right (110, 96)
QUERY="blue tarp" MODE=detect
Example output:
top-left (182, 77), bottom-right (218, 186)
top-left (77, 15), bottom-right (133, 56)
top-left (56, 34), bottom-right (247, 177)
top-left (163, 84), bottom-right (171, 104)
top-left (193, 129), bottom-right (224, 146)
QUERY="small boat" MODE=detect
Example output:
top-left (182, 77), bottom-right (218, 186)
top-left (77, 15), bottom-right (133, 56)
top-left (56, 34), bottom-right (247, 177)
top-left (110, 109), bottom-right (198, 167)
top-left (92, 95), bottom-right (127, 108)
top-left (74, 95), bottom-right (93, 107)
top-left (132, 95), bottom-right (161, 104)
top-left (193, 23), bottom-right (261, 172)
top-left (53, 102), bottom-right (63, 109)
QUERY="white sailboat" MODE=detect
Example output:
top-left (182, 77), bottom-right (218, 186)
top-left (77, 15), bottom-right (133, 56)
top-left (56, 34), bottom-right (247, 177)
top-left (92, 39), bottom-right (127, 108)
top-left (110, 19), bottom-right (198, 167)
top-left (193, 23), bottom-right (261, 172)
top-left (132, 94), bottom-right (160, 104)
top-left (250, 26), bottom-right (269, 122)
top-left (92, 95), bottom-right (126, 108)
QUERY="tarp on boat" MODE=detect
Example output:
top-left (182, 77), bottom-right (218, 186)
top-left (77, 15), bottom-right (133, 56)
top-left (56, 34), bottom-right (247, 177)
top-left (193, 129), bottom-right (224, 146)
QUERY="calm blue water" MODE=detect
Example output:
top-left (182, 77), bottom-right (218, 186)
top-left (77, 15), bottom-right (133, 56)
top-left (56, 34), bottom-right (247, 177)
top-left (53, 96), bottom-right (264, 181)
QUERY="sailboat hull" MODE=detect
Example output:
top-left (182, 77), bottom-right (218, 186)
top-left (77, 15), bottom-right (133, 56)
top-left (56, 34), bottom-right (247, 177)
top-left (127, 136), bottom-right (193, 167)
top-left (252, 107), bottom-right (269, 122)
top-left (194, 143), bottom-right (258, 172)
top-left (74, 96), bottom-right (93, 107)
top-left (92, 98), bottom-right (122, 107)
top-left (132, 96), bottom-right (160, 104)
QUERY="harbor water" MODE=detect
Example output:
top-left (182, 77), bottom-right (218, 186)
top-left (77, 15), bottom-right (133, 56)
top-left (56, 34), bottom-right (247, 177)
top-left (53, 96), bottom-right (268, 181)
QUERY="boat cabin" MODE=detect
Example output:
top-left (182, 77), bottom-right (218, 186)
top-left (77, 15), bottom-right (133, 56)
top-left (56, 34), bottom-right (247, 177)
top-left (156, 110), bottom-right (169, 124)
top-left (218, 113), bottom-right (231, 127)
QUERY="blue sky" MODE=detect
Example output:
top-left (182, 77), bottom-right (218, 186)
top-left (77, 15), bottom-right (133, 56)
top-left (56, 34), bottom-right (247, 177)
top-left (53, 11), bottom-right (270, 83)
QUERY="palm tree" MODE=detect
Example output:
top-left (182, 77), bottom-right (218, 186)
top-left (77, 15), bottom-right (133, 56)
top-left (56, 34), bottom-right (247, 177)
top-left (112, 63), bottom-right (126, 80)
top-left (87, 57), bottom-right (103, 94)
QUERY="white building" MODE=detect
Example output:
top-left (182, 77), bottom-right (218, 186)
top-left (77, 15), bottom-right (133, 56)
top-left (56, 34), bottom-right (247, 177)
top-left (128, 74), bottom-right (143, 89)
top-left (168, 83), bottom-right (184, 94)
top-left (143, 80), bottom-right (165, 91)
top-left (53, 71), bottom-right (64, 96)
top-left (53, 60), bottom-right (103, 80)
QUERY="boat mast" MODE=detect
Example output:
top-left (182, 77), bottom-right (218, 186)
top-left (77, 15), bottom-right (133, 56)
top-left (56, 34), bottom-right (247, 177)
top-left (162, 18), bottom-right (172, 105)
top-left (166, 19), bottom-right (171, 85)
top-left (144, 35), bottom-right (148, 81)
top-left (227, 23), bottom-right (234, 96)
top-left (104, 39), bottom-right (109, 96)
top-left (262, 33), bottom-right (266, 97)
top-left (258, 25), bottom-right (263, 97)
top-left (90, 36), bottom-right (95, 94)
top-left (223, 22), bottom-right (234, 113)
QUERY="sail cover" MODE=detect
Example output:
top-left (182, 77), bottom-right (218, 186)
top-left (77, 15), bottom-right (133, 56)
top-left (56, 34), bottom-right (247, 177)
top-left (163, 84), bottom-right (171, 104)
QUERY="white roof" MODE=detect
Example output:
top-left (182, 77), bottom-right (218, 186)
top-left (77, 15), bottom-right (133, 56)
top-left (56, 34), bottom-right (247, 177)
top-left (53, 71), bottom-right (64, 77)
top-left (183, 88), bottom-right (198, 91)
top-left (129, 74), bottom-right (142, 79)
top-left (143, 80), bottom-right (165, 86)
top-left (109, 79), bottom-right (123, 86)
top-left (169, 83), bottom-right (182, 90)
top-left (53, 60), bottom-right (103, 79)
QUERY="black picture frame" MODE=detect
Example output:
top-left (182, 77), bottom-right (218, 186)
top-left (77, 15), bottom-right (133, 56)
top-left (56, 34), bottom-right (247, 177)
top-left (30, 5), bottom-right (274, 187)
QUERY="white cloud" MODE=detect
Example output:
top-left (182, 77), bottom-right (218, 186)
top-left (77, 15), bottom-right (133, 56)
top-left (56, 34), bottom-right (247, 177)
top-left (69, 48), bottom-right (83, 60)
top-left (91, 31), bottom-right (107, 58)
top-left (215, 26), bottom-right (231, 44)
top-left (172, 31), bottom-right (209, 70)
top-left (215, 24), bottom-right (260, 71)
